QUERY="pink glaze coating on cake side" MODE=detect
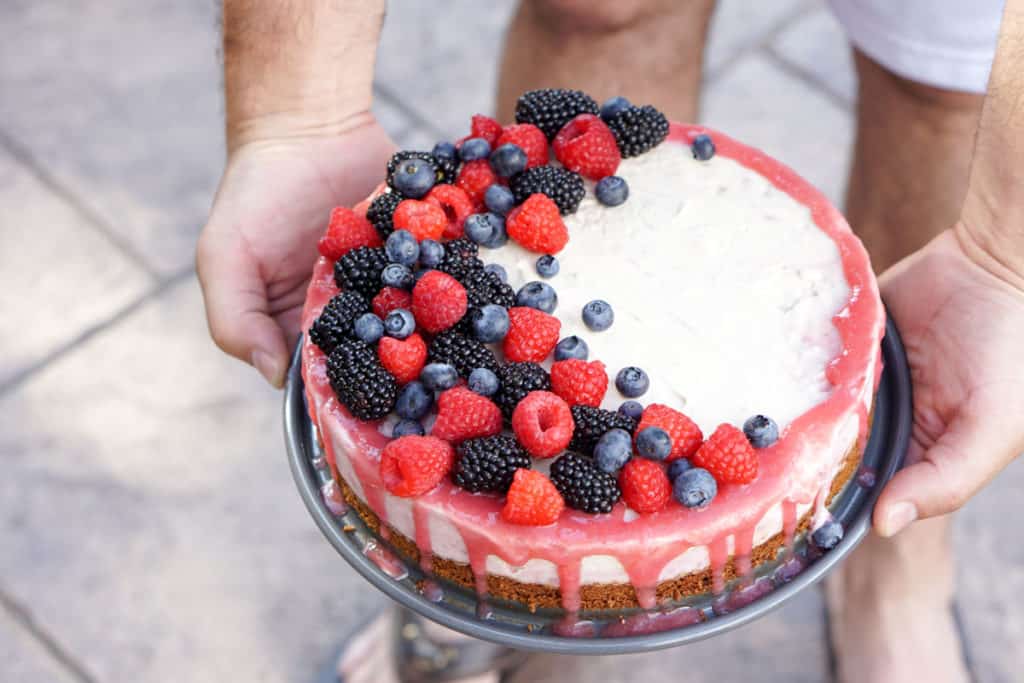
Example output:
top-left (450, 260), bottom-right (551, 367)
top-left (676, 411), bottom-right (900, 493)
top-left (300, 123), bottom-right (886, 611)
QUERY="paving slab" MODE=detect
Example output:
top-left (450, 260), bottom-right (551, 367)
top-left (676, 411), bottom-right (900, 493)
top-left (705, 0), bottom-right (811, 77)
top-left (771, 6), bottom-right (858, 106)
top-left (0, 604), bottom-right (82, 683)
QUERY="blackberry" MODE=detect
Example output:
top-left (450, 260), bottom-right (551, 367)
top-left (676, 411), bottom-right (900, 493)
top-left (309, 291), bottom-right (371, 354)
top-left (452, 436), bottom-right (531, 493)
top-left (428, 331), bottom-right (499, 378)
top-left (514, 88), bottom-right (599, 140)
top-left (569, 405), bottom-right (637, 456)
top-left (604, 104), bottom-right (669, 158)
top-left (366, 192), bottom-right (403, 239)
top-left (386, 151), bottom-right (457, 193)
top-left (550, 452), bottom-right (621, 514)
top-left (495, 362), bottom-right (551, 417)
top-left (510, 166), bottom-right (585, 215)
top-left (455, 267), bottom-right (516, 335)
top-left (435, 238), bottom-right (484, 281)
top-left (334, 246), bottom-right (389, 299)
top-left (326, 338), bottom-right (398, 420)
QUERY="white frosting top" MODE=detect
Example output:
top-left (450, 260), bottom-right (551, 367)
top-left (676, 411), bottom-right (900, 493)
top-left (483, 141), bottom-right (850, 433)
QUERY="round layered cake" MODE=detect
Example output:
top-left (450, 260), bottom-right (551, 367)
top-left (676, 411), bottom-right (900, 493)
top-left (300, 91), bottom-right (885, 612)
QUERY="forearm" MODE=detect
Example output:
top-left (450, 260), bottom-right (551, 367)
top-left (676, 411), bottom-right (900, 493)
top-left (959, 0), bottom-right (1024, 289)
top-left (222, 0), bottom-right (385, 151)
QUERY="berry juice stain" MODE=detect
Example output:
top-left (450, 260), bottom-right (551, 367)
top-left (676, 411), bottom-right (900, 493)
top-left (552, 615), bottom-right (598, 638)
top-left (856, 466), bottom-right (877, 488)
top-left (320, 480), bottom-right (348, 516)
top-left (363, 541), bottom-right (408, 580)
top-left (475, 601), bottom-right (495, 621)
top-left (712, 577), bottom-right (774, 616)
top-left (420, 579), bottom-right (444, 603)
top-left (602, 607), bottom-right (703, 637)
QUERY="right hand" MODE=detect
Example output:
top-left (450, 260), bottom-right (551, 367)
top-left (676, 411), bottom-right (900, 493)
top-left (196, 114), bottom-right (396, 387)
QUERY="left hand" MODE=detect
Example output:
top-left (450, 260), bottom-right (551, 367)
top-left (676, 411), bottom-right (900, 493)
top-left (874, 227), bottom-right (1024, 536)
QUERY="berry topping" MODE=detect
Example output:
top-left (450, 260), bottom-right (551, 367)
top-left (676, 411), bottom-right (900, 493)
top-left (550, 452), bottom-right (621, 514)
top-left (667, 458), bottom-right (693, 482)
top-left (593, 428), bottom-right (633, 474)
top-left (395, 380), bottom-right (433, 420)
top-left (353, 312), bottom-right (385, 345)
top-left (692, 424), bottom-right (759, 485)
top-left (502, 469), bottom-right (564, 526)
top-left (424, 184), bottom-right (475, 239)
top-left (467, 367), bottom-right (500, 396)
top-left (390, 156), bottom-right (437, 199)
top-left (550, 359), bottom-right (608, 407)
top-left (511, 390), bottom-right (574, 458)
top-left (384, 309), bottom-right (416, 339)
top-left (515, 88), bottom-right (600, 140)
top-left (431, 141), bottom-right (457, 163)
top-left (495, 362), bottom-right (551, 417)
top-left (469, 303), bottom-right (510, 343)
top-left (489, 143), bottom-right (529, 178)
top-left (599, 95), bottom-right (632, 121)
top-left (553, 114), bottom-right (621, 180)
top-left (372, 286), bottom-right (413, 320)
top-left (432, 386), bottom-right (503, 443)
top-left (380, 435), bottom-right (454, 497)
top-left (507, 194), bottom-right (570, 254)
top-left (503, 306), bottom-right (561, 363)
top-left (366, 192), bottom-right (404, 240)
top-left (453, 435), bottom-right (531, 494)
top-left (743, 415), bottom-right (779, 448)
top-left (604, 104), bottom-right (670, 158)
top-left (464, 212), bottom-right (508, 248)
top-left (378, 333), bottom-right (428, 385)
top-left (456, 159), bottom-right (498, 209)
top-left (387, 150), bottom-right (456, 190)
top-left (615, 366), bottom-right (649, 398)
top-left (691, 133), bottom-right (716, 161)
top-left (381, 263), bottom-right (414, 290)
top-left (460, 137), bottom-right (491, 161)
top-left (554, 335), bottom-right (589, 361)
top-left (420, 362), bottom-right (459, 391)
top-left (635, 426), bottom-right (672, 461)
top-left (412, 271), bottom-right (469, 333)
top-left (812, 518), bottom-right (844, 551)
top-left (515, 281), bottom-right (558, 313)
top-left (618, 400), bottom-right (644, 422)
top-left (484, 263), bottom-right (507, 282)
top-left (393, 199), bottom-right (448, 242)
top-left (635, 404), bottom-right (703, 461)
top-left (595, 176), bottom-right (629, 207)
top-left (418, 239), bottom-right (445, 268)
top-left (326, 338), bottom-right (398, 420)
top-left (428, 330), bottom-right (500, 378)
top-left (569, 405), bottom-right (637, 455)
top-left (384, 229), bottom-right (419, 266)
top-left (334, 246), bottom-right (389, 299)
top-left (470, 114), bottom-right (503, 147)
top-left (393, 419), bottom-right (425, 438)
top-left (582, 300), bottom-right (614, 331)
top-left (459, 266), bottom-right (516, 312)
top-left (318, 207), bottom-right (383, 261)
top-left (435, 238), bottom-right (483, 281)
top-left (310, 291), bottom-right (370, 354)
top-left (509, 165), bottom-right (585, 215)
top-left (535, 254), bottom-right (559, 278)
top-left (619, 458), bottom-right (672, 514)
top-left (484, 184), bottom-right (516, 215)
top-left (495, 123), bottom-right (548, 168)
top-left (673, 467), bottom-right (717, 509)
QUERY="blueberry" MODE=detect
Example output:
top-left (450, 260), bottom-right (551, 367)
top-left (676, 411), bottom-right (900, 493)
top-left (460, 137), bottom-right (491, 161)
top-left (396, 381), bottom-right (433, 420)
top-left (743, 415), bottom-right (779, 449)
top-left (489, 143), bottom-right (528, 178)
top-left (667, 459), bottom-right (693, 482)
top-left (393, 419), bottom-right (425, 437)
top-left (467, 367), bottom-right (500, 396)
top-left (618, 400), bottom-right (643, 422)
top-left (392, 157), bottom-right (436, 198)
top-left (595, 176), bottom-right (629, 207)
top-left (692, 133), bottom-right (716, 161)
top-left (484, 263), bottom-right (508, 283)
top-left (582, 300), bottom-right (614, 331)
top-left (535, 254), bottom-right (559, 278)
top-left (419, 239), bottom-right (444, 268)
top-left (385, 229), bottom-right (419, 266)
top-left (600, 96), bottom-right (632, 121)
top-left (554, 335), bottom-right (589, 361)
top-left (384, 308), bottom-right (415, 339)
top-left (465, 212), bottom-right (507, 248)
top-left (420, 362), bottom-right (458, 391)
top-left (673, 468), bottom-right (717, 509)
top-left (636, 426), bottom-right (671, 461)
top-left (594, 428), bottom-right (633, 474)
top-left (431, 141), bottom-right (457, 162)
top-left (413, 268), bottom-right (432, 285)
top-left (353, 312), bottom-right (385, 344)
top-left (811, 519), bottom-right (844, 551)
top-left (616, 366), bottom-right (649, 398)
top-left (471, 304), bottom-right (510, 343)
top-left (484, 184), bottom-right (516, 215)
top-left (381, 263), bottom-right (414, 290)
top-left (516, 281), bottom-right (558, 313)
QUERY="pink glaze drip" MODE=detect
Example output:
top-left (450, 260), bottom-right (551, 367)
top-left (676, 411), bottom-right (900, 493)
top-left (552, 615), bottom-right (599, 638)
top-left (733, 524), bottom-right (757, 580)
top-left (412, 502), bottom-right (434, 573)
top-left (299, 125), bottom-right (886, 612)
top-left (420, 579), bottom-right (444, 602)
top-left (602, 607), bottom-right (704, 637)
top-left (781, 499), bottom-right (799, 550)
top-left (321, 480), bottom-right (348, 517)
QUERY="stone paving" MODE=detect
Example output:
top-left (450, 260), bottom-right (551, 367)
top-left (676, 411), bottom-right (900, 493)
top-left (1, 1), bottom-right (1021, 681)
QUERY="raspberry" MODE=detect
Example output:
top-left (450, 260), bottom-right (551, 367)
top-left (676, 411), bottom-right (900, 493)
top-left (514, 88), bottom-right (600, 140)
top-left (604, 104), bottom-right (670, 158)
top-left (377, 333), bottom-right (427, 385)
top-left (452, 435), bottom-right (531, 493)
top-left (509, 166), bottom-right (585, 215)
top-left (456, 160), bottom-right (498, 209)
top-left (392, 199), bottom-right (447, 242)
top-left (569, 405), bottom-right (636, 455)
top-left (372, 287), bottom-right (413, 319)
top-left (495, 362), bottom-right (551, 417)
top-left (549, 452), bottom-right (620, 514)
top-left (366, 192), bottom-right (403, 239)
top-left (470, 114), bottom-right (503, 146)
top-left (496, 123), bottom-right (548, 169)
top-left (380, 435), bottom-right (455, 497)
top-left (432, 386), bottom-right (503, 444)
top-left (619, 458), bottom-right (672, 514)
top-left (502, 469), bottom-right (564, 526)
top-left (412, 271), bottom-right (468, 333)
top-left (552, 114), bottom-right (621, 180)
top-left (549, 359), bottom-right (608, 407)
top-left (635, 404), bottom-right (703, 462)
top-left (425, 184), bottom-right (475, 239)
top-left (334, 246), bottom-right (389, 300)
top-left (506, 194), bottom-right (569, 254)
top-left (317, 207), bottom-right (383, 261)
top-left (326, 338), bottom-right (398, 421)
top-left (692, 424), bottom-right (759, 485)
top-left (511, 391), bottom-right (574, 458)
top-left (309, 290), bottom-right (370, 354)
top-left (503, 307), bottom-right (560, 363)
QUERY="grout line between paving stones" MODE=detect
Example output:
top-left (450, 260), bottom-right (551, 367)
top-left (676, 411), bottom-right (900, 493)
top-left (0, 267), bottom-right (194, 399)
top-left (761, 44), bottom-right (855, 113)
top-left (0, 587), bottom-right (100, 683)
top-left (0, 128), bottom-right (162, 282)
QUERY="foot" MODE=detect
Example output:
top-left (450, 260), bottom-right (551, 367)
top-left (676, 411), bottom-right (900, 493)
top-left (825, 516), bottom-right (970, 683)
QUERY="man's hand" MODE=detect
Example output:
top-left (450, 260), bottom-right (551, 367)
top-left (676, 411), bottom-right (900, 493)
top-left (874, 227), bottom-right (1024, 536)
top-left (196, 117), bottom-right (395, 387)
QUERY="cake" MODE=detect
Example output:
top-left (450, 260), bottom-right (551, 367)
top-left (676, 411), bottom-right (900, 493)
top-left (299, 89), bottom-right (885, 613)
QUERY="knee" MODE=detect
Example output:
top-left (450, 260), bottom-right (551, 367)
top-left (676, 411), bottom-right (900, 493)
top-left (527, 0), bottom-right (673, 34)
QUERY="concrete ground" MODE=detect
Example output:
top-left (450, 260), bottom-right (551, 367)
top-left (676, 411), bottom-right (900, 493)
top-left (2, 1), bottom-right (1021, 681)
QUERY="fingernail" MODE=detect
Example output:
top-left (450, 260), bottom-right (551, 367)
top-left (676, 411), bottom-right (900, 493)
top-left (252, 350), bottom-right (284, 388)
top-left (882, 502), bottom-right (918, 537)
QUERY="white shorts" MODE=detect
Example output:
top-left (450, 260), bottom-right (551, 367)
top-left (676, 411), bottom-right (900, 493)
top-left (828, 0), bottom-right (1005, 93)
